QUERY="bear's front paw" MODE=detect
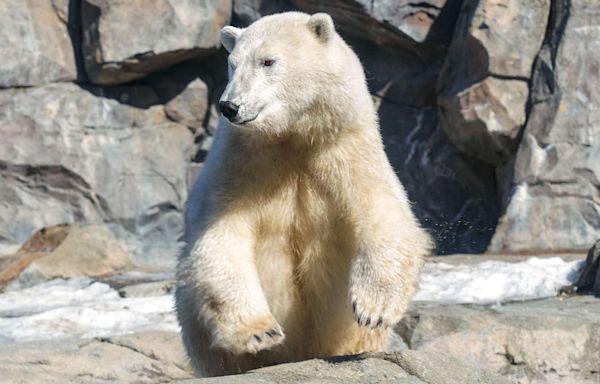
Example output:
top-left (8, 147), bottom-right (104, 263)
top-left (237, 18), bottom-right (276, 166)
top-left (350, 281), bottom-right (408, 329)
top-left (349, 256), bottom-right (414, 329)
top-left (212, 314), bottom-right (285, 355)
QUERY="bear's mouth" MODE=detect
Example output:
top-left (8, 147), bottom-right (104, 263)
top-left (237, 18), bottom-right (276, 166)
top-left (236, 114), bottom-right (259, 125)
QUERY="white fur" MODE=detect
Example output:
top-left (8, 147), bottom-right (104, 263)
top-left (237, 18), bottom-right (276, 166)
top-left (175, 12), bottom-right (432, 377)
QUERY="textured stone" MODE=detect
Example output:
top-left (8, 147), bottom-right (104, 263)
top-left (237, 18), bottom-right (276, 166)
top-left (4, 225), bottom-right (132, 291)
top-left (489, 0), bottom-right (600, 253)
top-left (399, 296), bottom-right (600, 384)
top-left (0, 332), bottom-right (192, 383)
top-left (81, 0), bottom-right (232, 84)
top-left (0, 0), bottom-right (77, 87)
top-left (0, 83), bottom-right (193, 268)
top-left (437, 0), bottom-right (550, 165)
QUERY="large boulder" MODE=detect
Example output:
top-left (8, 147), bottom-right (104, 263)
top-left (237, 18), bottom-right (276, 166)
top-left (399, 296), bottom-right (600, 384)
top-left (489, 0), bottom-right (600, 253)
top-left (0, 83), bottom-right (194, 268)
top-left (81, 0), bottom-right (232, 84)
top-left (437, 0), bottom-right (551, 165)
top-left (0, 0), bottom-right (77, 87)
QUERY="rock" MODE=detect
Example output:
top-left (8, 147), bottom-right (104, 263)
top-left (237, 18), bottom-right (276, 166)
top-left (291, 0), bottom-right (463, 47)
top-left (0, 83), bottom-right (193, 268)
top-left (81, 0), bottom-right (232, 85)
top-left (2, 225), bottom-right (132, 290)
top-left (232, 0), bottom-right (294, 26)
top-left (438, 78), bottom-right (529, 164)
top-left (398, 296), bottom-right (600, 383)
top-left (437, 0), bottom-right (551, 165)
top-left (118, 280), bottom-right (175, 298)
top-left (164, 78), bottom-right (209, 133)
top-left (489, 0), bottom-right (600, 253)
top-left (0, 0), bottom-right (77, 87)
top-left (181, 350), bottom-right (510, 384)
top-left (151, 63), bottom-right (212, 133)
top-left (574, 240), bottom-right (600, 295)
top-left (0, 331), bottom-right (192, 384)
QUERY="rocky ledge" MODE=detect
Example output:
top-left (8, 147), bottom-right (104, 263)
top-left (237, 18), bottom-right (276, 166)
top-left (1, 294), bottom-right (598, 384)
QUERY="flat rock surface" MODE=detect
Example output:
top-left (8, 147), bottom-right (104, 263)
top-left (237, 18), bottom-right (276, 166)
top-left (0, 331), bottom-right (193, 384)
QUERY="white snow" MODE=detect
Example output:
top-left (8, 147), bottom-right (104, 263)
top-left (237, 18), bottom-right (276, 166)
top-left (0, 257), bottom-right (584, 345)
top-left (0, 277), bottom-right (178, 345)
top-left (415, 257), bottom-right (584, 304)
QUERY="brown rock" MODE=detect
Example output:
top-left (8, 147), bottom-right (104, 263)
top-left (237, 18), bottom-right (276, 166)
top-left (3, 224), bottom-right (133, 290)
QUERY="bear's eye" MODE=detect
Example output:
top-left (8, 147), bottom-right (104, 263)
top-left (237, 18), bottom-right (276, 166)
top-left (263, 59), bottom-right (275, 67)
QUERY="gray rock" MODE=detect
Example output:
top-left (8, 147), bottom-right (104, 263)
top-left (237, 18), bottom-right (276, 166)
top-left (0, 83), bottom-right (193, 268)
top-left (399, 296), bottom-right (600, 384)
top-left (437, 0), bottom-right (551, 165)
top-left (0, 332), bottom-right (192, 383)
top-left (0, 0), bottom-right (77, 87)
top-left (489, 0), bottom-right (600, 253)
top-left (164, 78), bottom-right (209, 133)
top-left (81, 0), bottom-right (232, 84)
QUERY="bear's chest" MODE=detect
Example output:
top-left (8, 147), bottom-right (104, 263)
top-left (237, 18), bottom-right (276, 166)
top-left (253, 170), bottom-right (354, 265)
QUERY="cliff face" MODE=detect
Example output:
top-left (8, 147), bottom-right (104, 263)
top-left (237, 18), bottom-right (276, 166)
top-left (0, 0), bottom-right (598, 265)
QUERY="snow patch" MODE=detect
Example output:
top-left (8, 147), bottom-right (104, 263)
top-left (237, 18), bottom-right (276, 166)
top-left (0, 278), bottom-right (178, 345)
top-left (0, 257), bottom-right (585, 345)
top-left (415, 257), bottom-right (584, 304)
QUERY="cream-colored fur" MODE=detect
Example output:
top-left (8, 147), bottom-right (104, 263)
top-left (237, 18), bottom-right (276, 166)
top-left (175, 12), bottom-right (432, 377)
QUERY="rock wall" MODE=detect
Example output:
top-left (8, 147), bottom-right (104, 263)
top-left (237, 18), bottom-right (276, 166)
top-left (0, 0), bottom-right (598, 265)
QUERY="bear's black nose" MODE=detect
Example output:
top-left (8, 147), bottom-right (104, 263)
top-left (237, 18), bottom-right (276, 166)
top-left (219, 101), bottom-right (239, 120)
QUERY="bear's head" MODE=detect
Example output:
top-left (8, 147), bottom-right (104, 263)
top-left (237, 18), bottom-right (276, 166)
top-left (218, 12), bottom-right (371, 139)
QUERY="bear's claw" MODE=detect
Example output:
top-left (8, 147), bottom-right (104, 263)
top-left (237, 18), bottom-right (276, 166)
top-left (352, 300), bottom-right (385, 329)
top-left (212, 314), bottom-right (285, 355)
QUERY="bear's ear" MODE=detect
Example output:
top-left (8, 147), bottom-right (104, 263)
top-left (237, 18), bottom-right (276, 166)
top-left (220, 26), bottom-right (243, 53)
top-left (307, 13), bottom-right (335, 43)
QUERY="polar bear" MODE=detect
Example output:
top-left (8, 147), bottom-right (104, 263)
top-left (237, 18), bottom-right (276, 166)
top-left (175, 12), bottom-right (432, 377)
